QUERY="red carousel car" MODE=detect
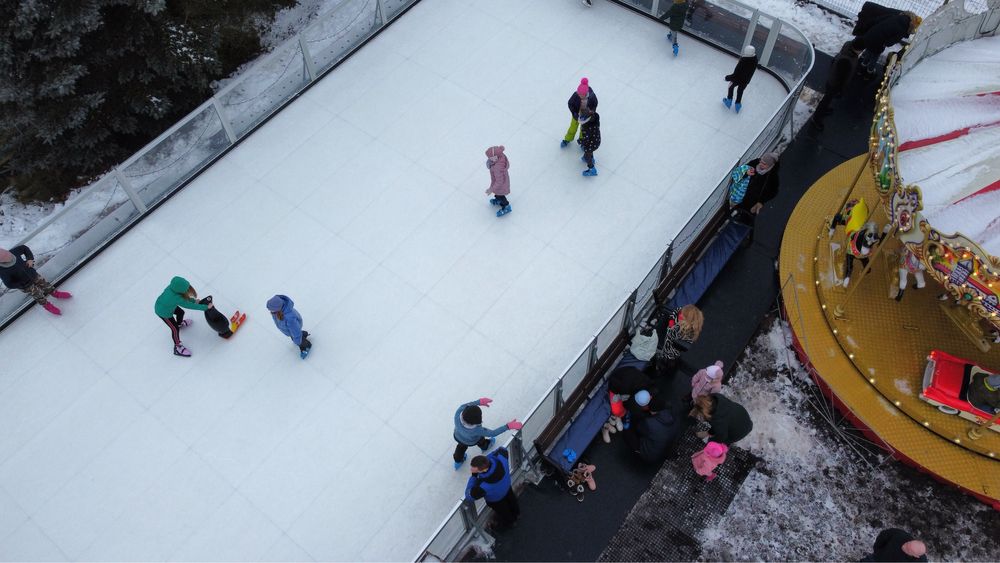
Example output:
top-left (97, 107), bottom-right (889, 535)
top-left (920, 350), bottom-right (1000, 432)
top-left (920, 350), bottom-right (1000, 433)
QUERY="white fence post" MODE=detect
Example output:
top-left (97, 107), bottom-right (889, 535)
top-left (375, 0), bottom-right (386, 26)
top-left (211, 98), bottom-right (238, 144)
top-left (113, 167), bottom-right (148, 213)
top-left (298, 35), bottom-right (318, 82)
top-left (760, 18), bottom-right (781, 66)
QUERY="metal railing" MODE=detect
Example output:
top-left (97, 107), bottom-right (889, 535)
top-left (415, 0), bottom-right (814, 560)
top-left (0, 0), bottom-right (416, 327)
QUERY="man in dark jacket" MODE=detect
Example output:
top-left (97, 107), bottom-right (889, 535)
top-left (861, 528), bottom-right (928, 562)
top-left (465, 448), bottom-right (520, 527)
top-left (853, 2), bottom-right (920, 75)
top-left (723, 45), bottom-right (758, 113)
top-left (730, 152), bottom-right (780, 245)
top-left (0, 245), bottom-right (71, 315)
top-left (695, 393), bottom-right (753, 445)
top-left (812, 40), bottom-right (864, 131)
top-left (622, 395), bottom-right (682, 462)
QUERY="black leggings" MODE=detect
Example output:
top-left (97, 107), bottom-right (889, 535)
top-left (727, 83), bottom-right (746, 103)
top-left (158, 306), bottom-right (185, 346)
top-left (454, 436), bottom-right (492, 462)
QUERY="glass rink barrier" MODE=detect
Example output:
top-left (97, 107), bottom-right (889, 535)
top-left (0, 0), bottom-right (418, 327)
top-left (415, 1), bottom-right (813, 560)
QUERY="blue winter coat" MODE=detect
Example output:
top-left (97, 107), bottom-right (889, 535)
top-left (464, 448), bottom-right (512, 503)
top-left (454, 400), bottom-right (510, 446)
top-left (269, 295), bottom-right (304, 345)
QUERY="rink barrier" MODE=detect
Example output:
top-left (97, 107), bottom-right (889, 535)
top-left (0, 0), bottom-right (423, 329)
top-left (414, 1), bottom-right (814, 560)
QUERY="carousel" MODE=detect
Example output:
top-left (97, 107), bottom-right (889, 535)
top-left (780, 1), bottom-right (1000, 509)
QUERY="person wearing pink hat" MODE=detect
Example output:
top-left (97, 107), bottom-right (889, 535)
top-left (0, 245), bottom-right (71, 315)
top-left (691, 360), bottom-right (724, 400)
top-left (691, 441), bottom-right (728, 481)
top-left (560, 78), bottom-right (598, 148)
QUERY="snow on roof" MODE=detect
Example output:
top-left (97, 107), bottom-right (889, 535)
top-left (893, 35), bottom-right (1000, 257)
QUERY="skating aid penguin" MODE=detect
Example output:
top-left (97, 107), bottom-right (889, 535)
top-left (829, 198), bottom-right (885, 287)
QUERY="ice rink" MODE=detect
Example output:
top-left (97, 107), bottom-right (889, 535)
top-left (0, 0), bottom-right (787, 560)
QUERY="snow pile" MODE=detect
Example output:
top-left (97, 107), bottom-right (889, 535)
top-left (751, 0), bottom-right (854, 55)
top-left (700, 318), bottom-right (1000, 561)
top-left (893, 35), bottom-right (1000, 257)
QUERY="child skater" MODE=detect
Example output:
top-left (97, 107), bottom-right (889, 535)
top-left (663, 0), bottom-right (690, 56)
top-left (0, 245), bottom-right (72, 315)
top-left (266, 294), bottom-right (312, 359)
top-left (723, 45), bottom-right (758, 114)
top-left (484, 145), bottom-right (512, 217)
top-left (580, 108), bottom-right (601, 177)
top-left (154, 276), bottom-right (212, 357)
top-left (561, 78), bottom-right (598, 148)
top-left (452, 397), bottom-right (523, 470)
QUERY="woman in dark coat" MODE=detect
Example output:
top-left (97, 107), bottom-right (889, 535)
top-left (723, 45), bottom-right (758, 113)
top-left (853, 2), bottom-right (920, 74)
top-left (579, 108), bottom-right (601, 177)
top-left (691, 393), bottom-right (753, 445)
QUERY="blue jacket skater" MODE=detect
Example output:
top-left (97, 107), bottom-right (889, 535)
top-left (267, 295), bottom-right (304, 345)
top-left (454, 400), bottom-right (511, 446)
top-left (464, 448), bottom-right (512, 503)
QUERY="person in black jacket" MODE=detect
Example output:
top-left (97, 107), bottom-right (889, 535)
top-left (465, 448), bottom-right (520, 528)
top-left (579, 108), bottom-right (601, 177)
top-left (561, 77), bottom-right (598, 148)
top-left (861, 528), bottom-right (928, 562)
top-left (812, 40), bottom-right (864, 130)
top-left (691, 393), bottom-right (753, 445)
top-left (723, 45), bottom-right (758, 114)
top-left (0, 245), bottom-right (72, 315)
top-left (730, 152), bottom-right (780, 245)
top-left (622, 394), bottom-right (683, 462)
top-left (853, 2), bottom-right (920, 75)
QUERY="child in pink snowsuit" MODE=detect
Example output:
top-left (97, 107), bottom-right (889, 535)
top-left (691, 441), bottom-right (728, 481)
top-left (691, 360), bottom-right (724, 400)
top-left (484, 145), bottom-right (511, 217)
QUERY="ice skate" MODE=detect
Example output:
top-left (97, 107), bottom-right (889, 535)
top-left (454, 453), bottom-right (467, 470)
top-left (300, 346), bottom-right (311, 360)
top-left (672, 43), bottom-right (679, 56)
top-left (496, 205), bottom-right (512, 217)
top-left (722, 98), bottom-right (732, 108)
top-left (42, 301), bottom-right (61, 315)
top-left (50, 290), bottom-right (72, 299)
top-left (481, 436), bottom-right (495, 452)
top-left (560, 139), bottom-right (570, 148)
top-left (174, 344), bottom-right (191, 357)
top-left (734, 102), bottom-right (742, 113)
top-left (582, 167), bottom-right (598, 177)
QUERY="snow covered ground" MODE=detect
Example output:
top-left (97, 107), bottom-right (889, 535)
top-left (700, 318), bottom-right (1000, 561)
top-left (0, 1), bottom-right (790, 560)
top-left (894, 35), bottom-right (1000, 257)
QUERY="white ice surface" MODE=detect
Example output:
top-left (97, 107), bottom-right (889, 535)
top-left (894, 35), bottom-right (1000, 257)
top-left (0, 0), bottom-right (787, 560)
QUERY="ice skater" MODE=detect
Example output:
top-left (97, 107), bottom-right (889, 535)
top-left (266, 294), bottom-right (312, 359)
top-left (723, 45), bottom-right (758, 113)
top-left (484, 145), bottom-right (512, 217)
top-left (561, 77), bottom-right (598, 148)
top-left (579, 108), bottom-right (601, 177)
top-left (154, 276), bottom-right (212, 357)
top-left (452, 397), bottom-right (522, 470)
top-left (662, 0), bottom-right (689, 56)
top-left (0, 245), bottom-right (72, 315)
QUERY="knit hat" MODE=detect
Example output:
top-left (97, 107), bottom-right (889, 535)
top-left (986, 374), bottom-right (1000, 389)
top-left (266, 295), bottom-right (284, 312)
top-left (462, 405), bottom-right (483, 425)
top-left (705, 363), bottom-right (723, 380)
top-left (704, 441), bottom-right (728, 457)
top-left (576, 77), bottom-right (589, 97)
top-left (742, 45), bottom-right (756, 57)
top-left (634, 390), bottom-right (651, 407)
top-left (760, 152), bottom-right (778, 167)
top-left (0, 248), bottom-right (14, 265)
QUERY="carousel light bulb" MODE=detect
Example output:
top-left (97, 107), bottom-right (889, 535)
top-left (869, 377), bottom-right (876, 384)
top-left (954, 438), bottom-right (961, 444)
top-left (849, 353), bottom-right (855, 359)
top-left (823, 304), bottom-right (828, 311)
top-left (832, 328), bottom-right (838, 334)
top-left (990, 452), bottom-right (996, 458)
top-left (922, 421), bottom-right (930, 427)
top-left (893, 400), bottom-right (901, 406)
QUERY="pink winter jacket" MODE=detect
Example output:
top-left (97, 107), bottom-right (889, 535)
top-left (691, 442), bottom-right (728, 481)
top-left (691, 360), bottom-right (724, 400)
top-left (485, 146), bottom-right (510, 196)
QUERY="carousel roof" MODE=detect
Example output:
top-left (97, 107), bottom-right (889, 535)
top-left (893, 35), bottom-right (1000, 257)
